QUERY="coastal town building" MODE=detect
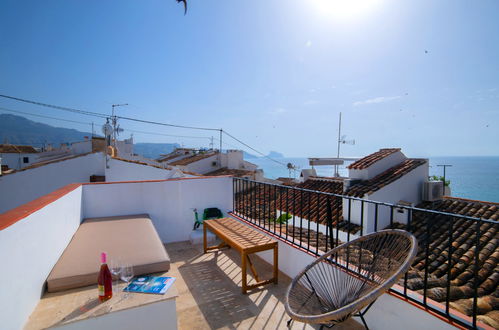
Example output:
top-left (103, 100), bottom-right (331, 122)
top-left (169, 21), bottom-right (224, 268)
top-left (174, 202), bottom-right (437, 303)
top-left (158, 148), bottom-right (264, 180)
top-left (0, 144), bottom-right (39, 171)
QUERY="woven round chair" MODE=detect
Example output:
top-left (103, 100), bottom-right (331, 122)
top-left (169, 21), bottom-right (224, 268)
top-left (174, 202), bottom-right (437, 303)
top-left (285, 230), bottom-right (418, 329)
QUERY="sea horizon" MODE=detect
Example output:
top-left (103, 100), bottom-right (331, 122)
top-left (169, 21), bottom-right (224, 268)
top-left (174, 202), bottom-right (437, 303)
top-left (248, 155), bottom-right (499, 203)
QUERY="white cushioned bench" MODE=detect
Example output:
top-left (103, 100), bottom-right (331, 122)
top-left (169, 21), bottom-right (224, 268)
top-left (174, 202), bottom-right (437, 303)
top-left (47, 214), bottom-right (170, 293)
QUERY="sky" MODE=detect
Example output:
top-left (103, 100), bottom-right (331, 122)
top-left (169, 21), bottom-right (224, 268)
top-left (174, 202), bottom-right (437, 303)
top-left (1, 0), bottom-right (498, 158)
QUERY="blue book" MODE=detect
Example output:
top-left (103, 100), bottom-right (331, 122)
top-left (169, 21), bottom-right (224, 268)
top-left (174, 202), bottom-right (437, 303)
top-left (123, 276), bottom-right (176, 295)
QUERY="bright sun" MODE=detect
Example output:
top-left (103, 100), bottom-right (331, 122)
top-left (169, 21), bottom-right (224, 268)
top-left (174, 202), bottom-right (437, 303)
top-left (311, 0), bottom-right (382, 21)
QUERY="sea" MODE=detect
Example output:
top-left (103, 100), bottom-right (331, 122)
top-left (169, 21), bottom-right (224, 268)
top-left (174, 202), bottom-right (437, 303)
top-left (249, 156), bottom-right (499, 203)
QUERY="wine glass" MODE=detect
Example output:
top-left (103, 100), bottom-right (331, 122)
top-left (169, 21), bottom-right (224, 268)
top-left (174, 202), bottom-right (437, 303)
top-left (110, 259), bottom-right (123, 294)
top-left (120, 264), bottom-right (134, 298)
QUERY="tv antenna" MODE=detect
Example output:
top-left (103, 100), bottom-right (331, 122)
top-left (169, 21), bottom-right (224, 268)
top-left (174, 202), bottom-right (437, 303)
top-left (111, 103), bottom-right (128, 145)
top-left (335, 112), bottom-right (355, 176)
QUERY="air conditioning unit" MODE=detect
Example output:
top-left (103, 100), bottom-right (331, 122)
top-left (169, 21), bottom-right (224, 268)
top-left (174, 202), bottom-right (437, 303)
top-left (422, 181), bottom-right (444, 201)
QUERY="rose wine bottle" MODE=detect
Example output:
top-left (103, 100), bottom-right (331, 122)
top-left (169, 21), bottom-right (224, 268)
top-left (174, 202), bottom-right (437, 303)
top-left (98, 252), bottom-right (113, 302)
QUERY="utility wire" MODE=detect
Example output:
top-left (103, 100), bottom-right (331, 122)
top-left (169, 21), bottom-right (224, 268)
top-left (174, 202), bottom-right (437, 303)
top-left (222, 130), bottom-right (288, 167)
top-left (123, 128), bottom-right (212, 140)
top-left (0, 106), bottom-right (94, 126)
top-left (0, 94), bottom-right (289, 168)
top-left (0, 94), bottom-right (108, 118)
top-left (117, 116), bottom-right (220, 132)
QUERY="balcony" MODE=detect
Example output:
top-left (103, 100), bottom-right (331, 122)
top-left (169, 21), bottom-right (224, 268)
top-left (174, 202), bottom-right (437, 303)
top-left (0, 176), bottom-right (495, 329)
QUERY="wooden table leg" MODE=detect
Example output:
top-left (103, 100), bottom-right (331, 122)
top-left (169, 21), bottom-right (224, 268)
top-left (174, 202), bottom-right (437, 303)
top-left (273, 245), bottom-right (278, 284)
top-left (203, 224), bottom-right (207, 253)
top-left (242, 251), bottom-right (247, 294)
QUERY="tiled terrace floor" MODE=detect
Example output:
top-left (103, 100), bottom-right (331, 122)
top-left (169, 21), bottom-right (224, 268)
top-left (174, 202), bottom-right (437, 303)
top-left (165, 241), bottom-right (365, 330)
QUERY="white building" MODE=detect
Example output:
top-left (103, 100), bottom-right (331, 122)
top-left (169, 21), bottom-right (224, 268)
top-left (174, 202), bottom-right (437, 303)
top-left (159, 148), bottom-right (264, 180)
top-left (0, 144), bottom-right (39, 171)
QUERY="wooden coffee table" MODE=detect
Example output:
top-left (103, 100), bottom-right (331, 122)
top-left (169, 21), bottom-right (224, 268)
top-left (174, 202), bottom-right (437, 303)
top-left (203, 217), bottom-right (278, 294)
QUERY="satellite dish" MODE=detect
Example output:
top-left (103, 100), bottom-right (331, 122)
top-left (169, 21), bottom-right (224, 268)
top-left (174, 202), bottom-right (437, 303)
top-left (102, 123), bottom-right (113, 137)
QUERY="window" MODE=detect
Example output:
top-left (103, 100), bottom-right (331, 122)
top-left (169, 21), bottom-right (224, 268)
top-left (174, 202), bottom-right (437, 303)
top-left (23, 157), bottom-right (29, 164)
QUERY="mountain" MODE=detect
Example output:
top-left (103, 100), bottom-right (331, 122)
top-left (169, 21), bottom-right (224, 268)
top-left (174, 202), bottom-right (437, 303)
top-left (0, 114), bottom-right (94, 147)
top-left (267, 151), bottom-right (285, 158)
top-left (134, 143), bottom-right (180, 159)
top-left (243, 151), bottom-right (258, 159)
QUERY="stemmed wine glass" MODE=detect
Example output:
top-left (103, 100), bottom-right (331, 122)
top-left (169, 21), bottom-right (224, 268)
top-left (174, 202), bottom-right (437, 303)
top-left (120, 264), bottom-right (134, 298)
top-left (110, 259), bottom-right (123, 294)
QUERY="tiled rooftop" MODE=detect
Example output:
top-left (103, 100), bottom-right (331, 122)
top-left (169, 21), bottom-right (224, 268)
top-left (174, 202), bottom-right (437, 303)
top-left (236, 178), bottom-right (361, 234)
top-left (157, 153), bottom-right (185, 163)
top-left (113, 156), bottom-right (173, 170)
top-left (347, 159), bottom-right (426, 197)
top-left (205, 167), bottom-right (255, 178)
top-left (390, 197), bottom-right (499, 328)
top-left (169, 152), bottom-right (218, 166)
top-left (0, 144), bottom-right (38, 153)
top-left (347, 148), bottom-right (401, 170)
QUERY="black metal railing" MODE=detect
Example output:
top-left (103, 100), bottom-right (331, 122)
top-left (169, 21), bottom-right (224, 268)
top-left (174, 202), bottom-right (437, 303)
top-left (232, 178), bottom-right (498, 329)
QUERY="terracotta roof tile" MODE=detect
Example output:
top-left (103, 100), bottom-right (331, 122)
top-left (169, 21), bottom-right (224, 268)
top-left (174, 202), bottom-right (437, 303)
top-left (112, 157), bottom-right (202, 176)
top-left (169, 152), bottom-right (218, 166)
top-left (235, 178), bottom-right (360, 234)
top-left (0, 144), bottom-right (38, 153)
top-left (276, 177), bottom-right (299, 186)
top-left (347, 159), bottom-right (426, 197)
top-left (347, 148), bottom-right (401, 170)
top-left (205, 167), bottom-right (255, 178)
top-left (157, 154), bottom-right (183, 163)
top-left (389, 197), bottom-right (499, 327)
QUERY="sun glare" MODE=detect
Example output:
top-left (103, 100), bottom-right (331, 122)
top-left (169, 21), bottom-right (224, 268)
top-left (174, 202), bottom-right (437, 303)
top-left (311, 0), bottom-right (382, 21)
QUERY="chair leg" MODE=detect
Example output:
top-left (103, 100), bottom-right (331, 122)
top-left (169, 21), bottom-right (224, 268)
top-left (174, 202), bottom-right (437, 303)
top-left (353, 299), bottom-right (377, 330)
top-left (287, 318), bottom-right (293, 328)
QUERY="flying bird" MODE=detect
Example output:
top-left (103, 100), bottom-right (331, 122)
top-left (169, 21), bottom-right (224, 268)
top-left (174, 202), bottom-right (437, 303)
top-left (176, 0), bottom-right (187, 15)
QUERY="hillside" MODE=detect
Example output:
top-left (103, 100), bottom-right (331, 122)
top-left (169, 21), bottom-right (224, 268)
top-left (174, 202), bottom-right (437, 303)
top-left (0, 114), bottom-right (94, 146)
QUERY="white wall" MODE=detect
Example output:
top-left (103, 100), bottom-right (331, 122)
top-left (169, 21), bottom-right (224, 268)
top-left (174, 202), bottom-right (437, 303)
top-left (0, 152), bottom-right (37, 170)
top-left (349, 151), bottom-right (406, 180)
top-left (70, 140), bottom-right (92, 154)
top-left (225, 150), bottom-right (243, 169)
top-left (183, 154), bottom-right (219, 174)
top-left (82, 177), bottom-right (233, 243)
top-left (0, 187), bottom-right (83, 330)
top-left (0, 153), bottom-right (105, 214)
top-left (343, 161), bottom-right (429, 233)
top-left (368, 161), bottom-right (428, 230)
top-left (105, 158), bottom-right (179, 182)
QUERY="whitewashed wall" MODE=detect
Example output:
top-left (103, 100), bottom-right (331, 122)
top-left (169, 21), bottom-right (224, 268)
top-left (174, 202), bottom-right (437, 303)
top-left (183, 154), bottom-right (219, 174)
top-left (0, 153), bottom-right (105, 214)
top-left (70, 140), bottom-right (92, 154)
top-left (368, 162), bottom-right (428, 230)
top-left (82, 176), bottom-right (233, 243)
top-left (343, 162), bottom-right (429, 233)
top-left (0, 187), bottom-right (83, 330)
top-left (105, 158), bottom-right (179, 182)
top-left (0, 152), bottom-right (37, 170)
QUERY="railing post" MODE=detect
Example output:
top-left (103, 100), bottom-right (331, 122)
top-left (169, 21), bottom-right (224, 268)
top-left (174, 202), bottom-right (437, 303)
top-left (327, 197), bottom-right (333, 251)
top-left (472, 220), bottom-right (481, 328)
top-left (446, 216), bottom-right (454, 315)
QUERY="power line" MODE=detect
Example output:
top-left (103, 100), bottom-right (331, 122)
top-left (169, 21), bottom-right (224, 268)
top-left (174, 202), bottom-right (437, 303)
top-left (0, 106), bottom-right (94, 126)
top-left (0, 94), bottom-right (289, 168)
top-left (222, 130), bottom-right (288, 167)
top-left (117, 116), bottom-right (220, 132)
top-left (123, 128), bottom-right (212, 140)
top-left (0, 94), bottom-right (108, 118)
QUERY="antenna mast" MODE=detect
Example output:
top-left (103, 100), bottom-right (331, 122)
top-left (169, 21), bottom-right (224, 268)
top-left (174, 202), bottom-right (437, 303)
top-left (335, 113), bottom-right (342, 176)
